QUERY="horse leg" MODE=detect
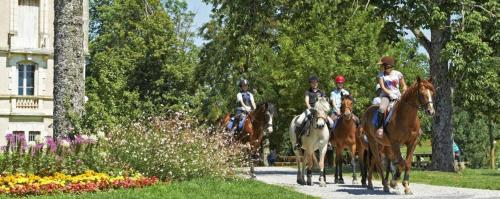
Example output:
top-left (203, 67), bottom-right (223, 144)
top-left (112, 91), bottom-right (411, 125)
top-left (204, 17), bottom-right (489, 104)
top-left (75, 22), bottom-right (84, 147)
top-left (368, 141), bottom-right (389, 192)
top-left (334, 146), bottom-right (341, 184)
top-left (403, 142), bottom-right (418, 195)
top-left (306, 152), bottom-right (313, 186)
top-left (390, 143), bottom-right (404, 188)
top-left (249, 151), bottom-right (256, 179)
top-left (296, 149), bottom-right (306, 185)
top-left (359, 149), bottom-right (367, 187)
top-left (367, 147), bottom-right (374, 190)
top-left (350, 145), bottom-right (358, 185)
top-left (318, 144), bottom-right (328, 187)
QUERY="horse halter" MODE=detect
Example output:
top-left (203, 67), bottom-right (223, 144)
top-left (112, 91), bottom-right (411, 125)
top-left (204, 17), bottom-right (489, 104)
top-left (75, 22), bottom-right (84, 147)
top-left (416, 86), bottom-right (434, 112)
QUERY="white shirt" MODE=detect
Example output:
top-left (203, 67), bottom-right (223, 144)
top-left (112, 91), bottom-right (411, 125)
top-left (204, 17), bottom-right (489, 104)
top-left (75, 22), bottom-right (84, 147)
top-left (378, 70), bottom-right (403, 97)
top-left (330, 88), bottom-right (349, 113)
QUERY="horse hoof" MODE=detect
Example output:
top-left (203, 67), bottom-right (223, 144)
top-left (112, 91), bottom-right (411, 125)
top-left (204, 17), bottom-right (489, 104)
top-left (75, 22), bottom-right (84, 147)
top-left (320, 181), bottom-right (326, 187)
top-left (383, 186), bottom-right (390, 193)
top-left (405, 188), bottom-right (413, 195)
top-left (251, 174), bottom-right (256, 179)
top-left (352, 179), bottom-right (359, 185)
top-left (334, 179), bottom-right (339, 184)
top-left (390, 180), bottom-right (398, 188)
top-left (361, 183), bottom-right (367, 187)
top-left (297, 179), bottom-right (306, 185)
top-left (339, 179), bottom-right (345, 184)
top-left (367, 184), bottom-right (374, 190)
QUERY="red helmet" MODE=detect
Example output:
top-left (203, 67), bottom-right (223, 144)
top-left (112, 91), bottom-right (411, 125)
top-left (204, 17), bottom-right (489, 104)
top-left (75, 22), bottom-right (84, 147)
top-left (335, 75), bottom-right (345, 84)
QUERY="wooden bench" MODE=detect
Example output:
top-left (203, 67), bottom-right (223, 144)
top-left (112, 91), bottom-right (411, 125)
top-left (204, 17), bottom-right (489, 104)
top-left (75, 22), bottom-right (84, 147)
top-left (412, 153), bottom-right (432, 169)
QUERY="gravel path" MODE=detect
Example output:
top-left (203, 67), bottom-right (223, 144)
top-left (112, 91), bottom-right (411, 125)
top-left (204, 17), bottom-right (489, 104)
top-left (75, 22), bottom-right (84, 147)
top-left (251, 167), bottom-right (500, 199)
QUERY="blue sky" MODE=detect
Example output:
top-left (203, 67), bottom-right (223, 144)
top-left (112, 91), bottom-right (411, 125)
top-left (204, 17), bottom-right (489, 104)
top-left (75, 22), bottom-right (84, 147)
top-left (187, 0), bottom-right (211, 46)
top-left (186, 0), bottom-right (429, 55)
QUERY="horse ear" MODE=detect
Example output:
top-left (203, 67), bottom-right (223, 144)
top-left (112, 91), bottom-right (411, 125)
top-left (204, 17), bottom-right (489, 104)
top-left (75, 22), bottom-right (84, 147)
top-left (417, 76), bottom-right (422, 84)
top-left (428, 77), bottom-right (433, 83)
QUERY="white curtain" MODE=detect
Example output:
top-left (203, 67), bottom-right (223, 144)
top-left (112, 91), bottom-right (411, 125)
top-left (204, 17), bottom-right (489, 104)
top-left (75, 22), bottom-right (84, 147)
top-left (12, 0), bottom-right (39, 49)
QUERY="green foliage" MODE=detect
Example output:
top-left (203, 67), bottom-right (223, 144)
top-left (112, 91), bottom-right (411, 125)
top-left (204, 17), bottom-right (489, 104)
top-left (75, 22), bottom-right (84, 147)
top-left (104, 113), bottom-right (248, 181)
top-left (197, 1), bottom-right (427, 153)
top-left (85, 0), bottom-right (198, 131)
top-left (453, 111), bottom-right (490, 168)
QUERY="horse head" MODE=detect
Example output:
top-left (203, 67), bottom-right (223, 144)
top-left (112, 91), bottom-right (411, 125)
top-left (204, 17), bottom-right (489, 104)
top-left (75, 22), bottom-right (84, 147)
top-left (313, 97), bottom-right (331, 129)
top-left (340, 93), bottom-right (354, 120)
top-left (416, 77), bottom-right (435, 116)
top-left (257, 102), bottom-right (276, 134)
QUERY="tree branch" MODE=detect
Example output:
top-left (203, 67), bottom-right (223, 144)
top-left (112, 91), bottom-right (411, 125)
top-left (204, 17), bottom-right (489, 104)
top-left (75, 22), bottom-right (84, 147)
top-left (410, 27), bottom-right (431, 53)
top-left (473, 5), bottom-right (496, 18)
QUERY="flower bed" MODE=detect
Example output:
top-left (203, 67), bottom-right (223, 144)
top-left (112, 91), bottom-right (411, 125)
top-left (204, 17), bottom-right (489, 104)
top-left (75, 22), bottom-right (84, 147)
top-left (0, 170), bottom-right (158, 196)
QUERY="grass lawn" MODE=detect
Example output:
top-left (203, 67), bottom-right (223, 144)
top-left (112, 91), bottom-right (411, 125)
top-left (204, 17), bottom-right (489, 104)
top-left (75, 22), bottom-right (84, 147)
top-left (7, 178), bottom-right (316, 199)
top-left (409, 169), bottom-right (500, 190)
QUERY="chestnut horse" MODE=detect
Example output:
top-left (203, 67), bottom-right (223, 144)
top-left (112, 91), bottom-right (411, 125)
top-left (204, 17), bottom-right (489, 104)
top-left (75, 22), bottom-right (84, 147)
top-left (330, 94), bottom-right (359, 184)
top-left (361, 77), bottom-right (435, 194)
top-left (221, 102), bottom-right (276, 178)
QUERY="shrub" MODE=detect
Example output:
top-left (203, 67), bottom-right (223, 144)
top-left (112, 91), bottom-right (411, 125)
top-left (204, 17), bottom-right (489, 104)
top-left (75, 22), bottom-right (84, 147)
top-left (104, 112), bottom-right (248, 181)
top-left (453, 111), bottom-right (490, 168)
top-left (0, 133), bottom-right (119, 176)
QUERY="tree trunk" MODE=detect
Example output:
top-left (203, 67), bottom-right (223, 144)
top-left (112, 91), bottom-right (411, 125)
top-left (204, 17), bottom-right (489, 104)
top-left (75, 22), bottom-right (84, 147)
top-left (53, 0), bottom-right (85, 138)
top-left (489, 120), bottom-right (496, 169)
top-left (428, 27), bottom-right (455, 172)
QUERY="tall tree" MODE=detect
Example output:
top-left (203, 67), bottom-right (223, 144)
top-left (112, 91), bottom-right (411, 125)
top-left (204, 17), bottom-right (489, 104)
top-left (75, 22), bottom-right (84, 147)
top-left (54, 0), bottom-right (86, 137)
top-left (85, 0), bottom-right (197, 130)
top-left (197, 0), bottom-right (427, 152)
top-left (372, 0), bottom-right (498, 171)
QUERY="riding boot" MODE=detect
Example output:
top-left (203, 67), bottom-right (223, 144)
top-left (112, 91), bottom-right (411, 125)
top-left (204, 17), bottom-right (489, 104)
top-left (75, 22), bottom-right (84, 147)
top-left (376, 112), bottom-right (384, 138)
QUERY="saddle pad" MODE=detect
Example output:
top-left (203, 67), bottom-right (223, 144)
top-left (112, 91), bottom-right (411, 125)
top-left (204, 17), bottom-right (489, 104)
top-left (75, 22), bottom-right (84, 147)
top-left (371, 109), bottom-right (394, 127)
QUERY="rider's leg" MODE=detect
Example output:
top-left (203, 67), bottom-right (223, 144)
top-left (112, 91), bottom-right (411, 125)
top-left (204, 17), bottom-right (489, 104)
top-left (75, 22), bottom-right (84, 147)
top-left (238, 111), bottom-right (247, 131)
top-left (376, 97), bottom-right (389, 138)
top-left (294, 110), bottom-right (311, 149)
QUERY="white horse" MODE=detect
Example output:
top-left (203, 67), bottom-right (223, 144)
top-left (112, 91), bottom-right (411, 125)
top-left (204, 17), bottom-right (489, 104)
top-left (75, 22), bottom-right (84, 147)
top-left (290, 97), bottom-right (331, 187)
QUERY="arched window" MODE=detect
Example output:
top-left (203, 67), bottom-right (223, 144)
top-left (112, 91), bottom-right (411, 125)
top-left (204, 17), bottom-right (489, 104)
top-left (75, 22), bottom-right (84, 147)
top-left (18, 62), bottom-right (36, 96)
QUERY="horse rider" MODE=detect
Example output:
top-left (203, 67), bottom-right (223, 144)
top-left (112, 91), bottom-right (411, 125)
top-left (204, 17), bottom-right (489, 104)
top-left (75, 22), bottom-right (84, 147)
top-left (330, 75), bottom-right (360, 129)
top-left (374, 56), bottom-right (407, 138)
top-left (294, 75), bottom-right (332, 149)
top-left (227, 79), bottom-right (256, 133)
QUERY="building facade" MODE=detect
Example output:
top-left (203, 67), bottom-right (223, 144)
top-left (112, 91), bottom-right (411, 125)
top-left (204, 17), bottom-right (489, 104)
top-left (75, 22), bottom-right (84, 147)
top-left (0, 0), bottom-right (88, 145)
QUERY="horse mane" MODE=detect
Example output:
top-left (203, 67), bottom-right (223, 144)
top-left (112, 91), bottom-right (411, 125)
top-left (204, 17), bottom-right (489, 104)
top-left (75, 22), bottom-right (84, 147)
top-left (256, 102), bottom-right (277, 115)
top-left (314, 97), bottom-right (331, 116)
top-left (400, 79), bottom-right (435, 103)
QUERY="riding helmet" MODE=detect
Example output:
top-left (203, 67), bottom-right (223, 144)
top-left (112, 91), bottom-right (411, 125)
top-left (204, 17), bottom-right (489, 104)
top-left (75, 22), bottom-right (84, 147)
top-left (239, 79), bottom-right (249, 87)
top-left (309, 75), bottom-right (319, 83)
top-left (335, 75), bottom-right (345, 84)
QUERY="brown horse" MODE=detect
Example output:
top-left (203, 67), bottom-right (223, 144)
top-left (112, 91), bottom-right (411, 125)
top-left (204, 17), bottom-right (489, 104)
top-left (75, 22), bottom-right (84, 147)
top-left (221, 102), bottom-right (276, 178)
top-left (361, 77), bottom-right (435, 194)
top-left (330, 94), bottom-right (359, 184)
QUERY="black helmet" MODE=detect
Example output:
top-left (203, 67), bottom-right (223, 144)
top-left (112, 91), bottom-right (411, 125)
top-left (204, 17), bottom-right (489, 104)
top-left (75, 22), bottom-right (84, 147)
top-left (239, 79), bottom-right (249, 87)
top-left (309, 75), bottom-right (319, 83)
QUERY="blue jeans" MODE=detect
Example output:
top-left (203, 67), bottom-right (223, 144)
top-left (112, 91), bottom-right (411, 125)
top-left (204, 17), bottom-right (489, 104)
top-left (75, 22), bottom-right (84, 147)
top-left (227, 110), bottom-right (247, 131)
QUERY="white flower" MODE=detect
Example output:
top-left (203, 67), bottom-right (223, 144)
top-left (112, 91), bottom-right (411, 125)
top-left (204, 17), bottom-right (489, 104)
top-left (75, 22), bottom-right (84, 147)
top-left (60, 140), bottom-right (70, 148)
top-left (28, 141), bottom-right (36, 147)
top-left (99, 152), bottom-right (107, 157)
top-left (88, 135), bottom-right (98, 143)
top-left (35, 136), bottom-right (45, 144)
top-left (97, 131), bottom-right (106, 139)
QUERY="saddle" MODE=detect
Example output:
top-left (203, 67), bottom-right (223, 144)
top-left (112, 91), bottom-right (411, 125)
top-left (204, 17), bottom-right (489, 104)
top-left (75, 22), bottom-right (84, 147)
top-left (371, 101), bottom-right (396, 128)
